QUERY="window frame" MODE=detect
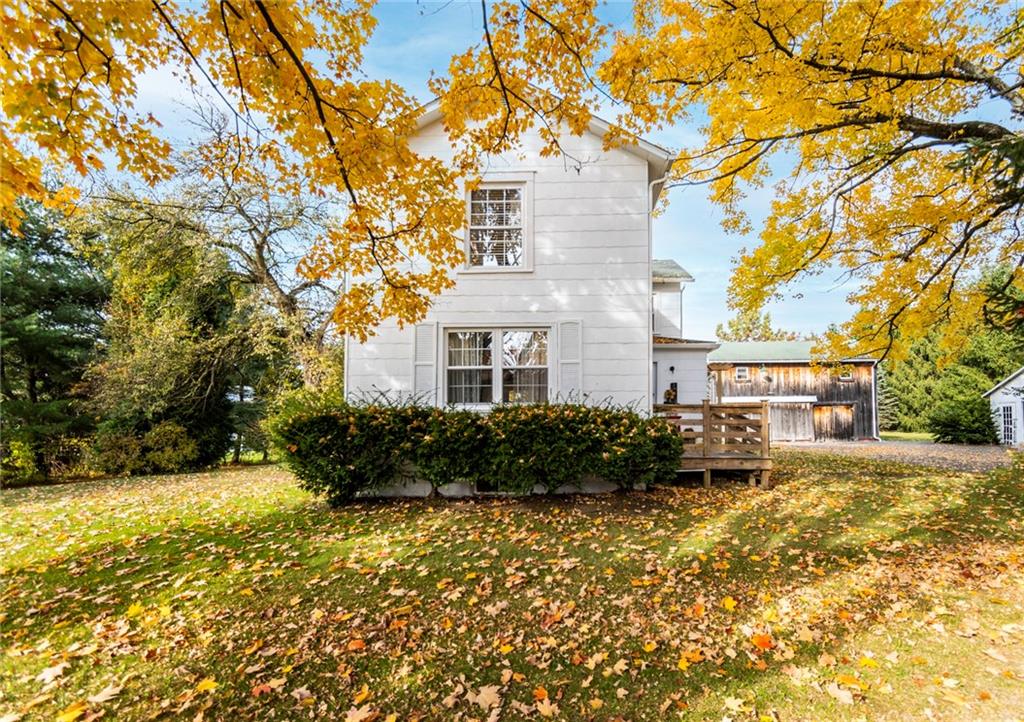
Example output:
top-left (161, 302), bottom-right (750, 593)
top-left (837, 369), bottom-right (854, 382)
top-left (734, 366), bottom-right (750, 382)
top-left (442, 326), bottom-right (552, 407)
top-left (999, 403), bottom-right (1015, 444)
top-left (461, 175), bottom-right (535, 274)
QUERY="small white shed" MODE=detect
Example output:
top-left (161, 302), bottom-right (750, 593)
top-left (984, 366), bottom-right (1024, 445)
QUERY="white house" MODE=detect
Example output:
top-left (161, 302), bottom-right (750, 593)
top-left (344, 104), bottom-right (716, 412)
top-left (984, 366), bottom-right (1024, 445)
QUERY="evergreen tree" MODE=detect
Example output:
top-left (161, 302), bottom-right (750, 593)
top-left (875, 365), bottom-right (900, 432)
top-left (882, 330), bottom-right (1024, 433)
top-left (0, 204), bottom-right (107, 479)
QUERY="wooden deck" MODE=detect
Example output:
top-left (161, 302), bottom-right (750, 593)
top-left (654, 401), bottom-right (773, 488)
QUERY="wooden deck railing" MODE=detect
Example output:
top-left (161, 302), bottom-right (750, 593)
top-left (654, 401), bottom-right (772, 488)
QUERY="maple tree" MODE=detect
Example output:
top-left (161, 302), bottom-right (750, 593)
top-left (5, 1), bottom-right (1022, 351)
top-left (1, 0), bottom-right (465, 339)
top-left (437, 0), bottom-right (1024, 359)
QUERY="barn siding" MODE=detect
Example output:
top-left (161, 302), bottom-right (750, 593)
top-left (719, 362), bottom-right (877, 439)
top-left (345, 121), bottom-right (654, 409)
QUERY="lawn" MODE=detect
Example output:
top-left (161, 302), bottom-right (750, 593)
top-left (879, 431), bottom-right (935, 443)
top-left (2, 453), bottom-right (1022, 721)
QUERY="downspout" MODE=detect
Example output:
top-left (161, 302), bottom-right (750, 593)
top-left (647, 173), bottom-right (669, 416)
top-left (870, 360), bottom-right (880, 440)
top-left (342, 270), bottom-right (351, 402)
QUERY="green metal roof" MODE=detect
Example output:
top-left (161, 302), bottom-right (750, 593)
top-left (652, 259), bottom-right (694, 282)
top-left (708, 341), bottom-right (875, 363)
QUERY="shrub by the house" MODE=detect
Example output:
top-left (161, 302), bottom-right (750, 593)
top-left (271, 402), bottom-right (683, 505)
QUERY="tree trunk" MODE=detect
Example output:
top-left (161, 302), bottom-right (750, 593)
top-left (232, 383), bottom-right (244, 464)
top-left (26, 368), bottom-right (47, 479)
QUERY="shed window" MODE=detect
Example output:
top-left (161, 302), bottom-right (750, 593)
top-left (735, 366), bottom-right (750, 382)
top-left (446, 329), bottom-right (548, 404)
top-left (468, 187), bottom-right (523, 267)
top-left (838, 370), bottom-right (854, 382)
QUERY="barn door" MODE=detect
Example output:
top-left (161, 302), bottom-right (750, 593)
top-left (814, 404), bottom-right (854, 440)
top-left (769, 403), bottom-right (813, 441)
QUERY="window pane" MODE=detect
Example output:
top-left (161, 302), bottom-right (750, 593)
top-left (447, 369), bottom-right (493, 404)
top-left (469, 228), bottom-right (523, 267)
top-left (502, 331), bottom-right (547, 367)
top-left (447, 331), bottom-right (492, 367)
top-left (470, 202), bottom-right (522, 227)
top-left (468, 187), bottom-right (523, 268)
top-left (502, 368), bottom-right (548, 403)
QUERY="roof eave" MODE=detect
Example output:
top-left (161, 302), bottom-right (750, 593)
top-left (983, 364), bottom-right (1024, 397)
top-left (656, 342), bottom-right (720, 350)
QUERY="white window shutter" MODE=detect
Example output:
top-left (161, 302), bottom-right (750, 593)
top-left (413, 323), bottom-right (438, 405)
top-left (558, 320), bottom-right (583, 400)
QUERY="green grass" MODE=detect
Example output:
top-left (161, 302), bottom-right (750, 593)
top-left (2, 454), bottom-right (1022, 721)
top-left (880, 430), bottom-right (935, 442)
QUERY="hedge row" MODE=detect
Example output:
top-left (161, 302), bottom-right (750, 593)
top-left (271, 401), bottom-right (683, 505)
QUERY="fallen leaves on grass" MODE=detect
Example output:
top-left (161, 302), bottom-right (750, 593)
top-left (1, 458), bottom-right (1023, 720)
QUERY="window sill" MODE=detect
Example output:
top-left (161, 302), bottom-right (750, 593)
top-left (457, 266), bottom-right (535, 275)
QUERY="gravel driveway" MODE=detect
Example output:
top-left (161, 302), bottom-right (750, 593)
top-left (777, 440), bottom-right (1016, 473)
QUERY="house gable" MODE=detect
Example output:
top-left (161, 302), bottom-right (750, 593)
top-left (414, 100), bottom-right (675, 206)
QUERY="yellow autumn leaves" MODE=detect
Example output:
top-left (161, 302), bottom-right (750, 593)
top-left (1, 0), bottom-right (466, 340)
top-left (4, 0), bottom-right (1022, 350)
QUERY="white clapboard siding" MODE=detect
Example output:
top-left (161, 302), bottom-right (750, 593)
top-left (345, 119), bottom-right (655, 408)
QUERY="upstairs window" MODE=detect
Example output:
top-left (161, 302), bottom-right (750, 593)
top-left (735, 366), bottom-right (750, 382)
top-left (838, 369), bottom-right (854, 382)
top-left (468, 187), bottom-right (524, 268)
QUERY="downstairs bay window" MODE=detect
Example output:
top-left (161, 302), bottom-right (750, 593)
top-left (445, 329), bottom-right (549, 405)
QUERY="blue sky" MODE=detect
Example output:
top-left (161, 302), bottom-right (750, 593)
top-left (134, 0), bottom-right (857, 340)
top-left (361, 1), bottom-right (857, 340)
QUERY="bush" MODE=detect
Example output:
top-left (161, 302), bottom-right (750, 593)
top-left (143, 422), bottom-right (199, 472)
top-left (92, 427), bottom-right (146, 476)
top-left (93, 420), bottom-right (203, 475)
top-left (415, 407), bottom-right (490, 490)
top-left (271, 401), bottom-right (683, 504)
top-left (927, 396), bottom-right (999, 444)
top-left (484, 404), bottom-right (607, 493)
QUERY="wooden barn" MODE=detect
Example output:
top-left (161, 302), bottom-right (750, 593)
top-left (707, 341), bottom-right (879, 442)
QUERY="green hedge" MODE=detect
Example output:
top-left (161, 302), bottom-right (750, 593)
top-left (271, 401), bottom-right (683, 505)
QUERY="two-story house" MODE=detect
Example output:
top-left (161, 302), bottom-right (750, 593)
top-left (344, 102), bottom-right (715, 411)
